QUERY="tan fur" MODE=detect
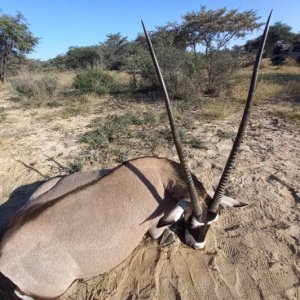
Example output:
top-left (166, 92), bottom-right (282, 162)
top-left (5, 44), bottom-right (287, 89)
top-left (0, 157), bottom-right (207, 299)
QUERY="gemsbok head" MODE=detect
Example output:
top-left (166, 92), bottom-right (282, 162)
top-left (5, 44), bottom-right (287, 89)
top-left (0, 12), bottom-right (271, 300)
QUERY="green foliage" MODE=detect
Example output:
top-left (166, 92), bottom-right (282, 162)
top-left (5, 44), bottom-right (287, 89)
top-left (114, 149), bottom-right (129, 163)
top-left (10, 72), bottom-right (59, 106)
top-left (179, 6), bottom-right (260, 96)
top-left (182, 53), bottom-right (206, 100)
top-left (0, 12), bottom-right (38, 81)
top-left (66, 46), bottom-right (101, 69)
top-left (67, 160), bottom-right (83, 173)
top-left (47, 54), bottom-right (67, 71)
top-left (80, 111), bottom-right (144, 149)
top-left (205, 50), bottom-right (238, 96)
top-left (186, 138), bottom-right (208, 149)
top-left (125, 7), bottom-right (259, 98)
top-left (101, 33), bottom-right (130, 70)
top-left (73, 70), bottom-right (115, 95)
top-left (182, 6), bottom-right (260, 53)
top-left (126, 37), bottom-right (191, 99)
top-left (245, 22), bottom-right (296, 56)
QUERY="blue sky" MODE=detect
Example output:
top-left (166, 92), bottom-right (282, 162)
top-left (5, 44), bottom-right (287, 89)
top-left (1, 0), bottom-right (299, 61)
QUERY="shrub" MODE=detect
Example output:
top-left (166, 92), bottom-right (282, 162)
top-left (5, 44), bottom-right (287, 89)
top-left (72, 70), bottom-right (115, 95)
top-left (186, 138), bottom-right (208, 149)
top-left (204, 50), bottom-right (239, 96)
top-left (125, 44), bottom-right (193, 100)
top-left (10, 72), bottom-right (59, 106)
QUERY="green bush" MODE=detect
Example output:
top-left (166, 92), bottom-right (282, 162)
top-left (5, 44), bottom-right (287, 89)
top-left (73, 70), bottom-right (115, 95)
top-left (80, 112), bottom-right (140, 149)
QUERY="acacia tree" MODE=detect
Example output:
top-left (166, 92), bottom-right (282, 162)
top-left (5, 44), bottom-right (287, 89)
top-left (100, 33), bottom-right (130, 70)
top-left (0, 12), bottom-right (38, 81)
top-left (182, 6), bottom-right (261, 95)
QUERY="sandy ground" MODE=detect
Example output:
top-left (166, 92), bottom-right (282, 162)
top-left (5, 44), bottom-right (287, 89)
top-left (0, 90), bottom-right (299, 300)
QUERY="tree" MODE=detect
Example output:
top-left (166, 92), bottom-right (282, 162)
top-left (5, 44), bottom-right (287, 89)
top-left (127, 29), bottom-right (188, 98)
top-left (100, 33), bottom-right (130, 70)
top-left (181, 7), bottom-right (261, 95)
top-left (47, 54), bottom-right (67, 71)
top-left (182, 7), bottom-right (261, 54)
top-left (151, 22), bottom-right (188, 51)
top-left (244, 22), bottom-right (296, 56)
top-left (0, 12), bottom-right (38, 81)
top-left (65, 46), bottom-right (102, 69)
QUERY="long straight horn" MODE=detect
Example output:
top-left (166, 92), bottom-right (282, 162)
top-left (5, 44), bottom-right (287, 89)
top-left (209, 11), bottom-right (272, 213)
top-left (141, 20), bottom-right (204, 220)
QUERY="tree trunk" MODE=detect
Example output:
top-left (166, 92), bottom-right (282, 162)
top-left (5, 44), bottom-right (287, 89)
top-left (0, 54), bottom-right (7, 82)
top-left (0, 65), bottom-right (5, 82)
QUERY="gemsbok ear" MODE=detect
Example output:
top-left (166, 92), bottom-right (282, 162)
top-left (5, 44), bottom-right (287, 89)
top-left (207, 190), bottom-right (248, 209)
top-left (156, 198), bottom-right (190, 228)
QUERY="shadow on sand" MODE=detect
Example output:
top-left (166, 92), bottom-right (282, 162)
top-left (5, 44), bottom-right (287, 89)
top-left (0, 180), bottom-right (46, 237)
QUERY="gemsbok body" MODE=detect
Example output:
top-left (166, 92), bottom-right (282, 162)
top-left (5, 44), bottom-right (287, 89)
top-left (0, 157), bottom-right (237, 299)
top-left (0, 13), bottom-right (272, 300)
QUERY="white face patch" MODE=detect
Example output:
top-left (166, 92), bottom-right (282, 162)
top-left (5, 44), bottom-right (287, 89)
top-left (190, 213), bottom-right (219, 229)
top-left (185, 229), bottom-right (206, 249)
top-left (191, 216), bottom-right (205, 228)
top-left (163, 198), bottom-right (190, 224)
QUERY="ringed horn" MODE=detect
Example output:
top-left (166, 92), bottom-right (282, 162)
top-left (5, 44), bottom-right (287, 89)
top-left (141, 20), bottom-right (206, 223)
top-left (210, 10), bottom-right (272, 213)
top-left (142, 10), bottom-right (272, 220)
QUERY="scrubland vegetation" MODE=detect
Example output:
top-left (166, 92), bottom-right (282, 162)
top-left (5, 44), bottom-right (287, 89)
top-left (0, 6), bottom-right (299, 172)
top-left (1, 58), bottom-right (298, 173)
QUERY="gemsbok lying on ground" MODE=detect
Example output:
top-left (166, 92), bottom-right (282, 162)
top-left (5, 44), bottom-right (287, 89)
top-left (0, 13), bottom-right (271, 300)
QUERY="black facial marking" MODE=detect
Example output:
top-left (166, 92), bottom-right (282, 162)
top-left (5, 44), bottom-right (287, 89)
top-left (207, 211), bottom-right (218, 223)
top-left (188, 223), bottom-right (211, 243)
top-left (171, 217), bottom-right (186, 237)
top-left (186, 214), bottom-right (216, 243)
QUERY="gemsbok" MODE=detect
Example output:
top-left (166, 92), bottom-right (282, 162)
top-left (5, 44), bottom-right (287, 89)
top-left (0, 12), bottom-right (271, 300)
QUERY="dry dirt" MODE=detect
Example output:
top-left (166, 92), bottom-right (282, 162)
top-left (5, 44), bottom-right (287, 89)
top-left (0, 90), bottom-right (299, 300)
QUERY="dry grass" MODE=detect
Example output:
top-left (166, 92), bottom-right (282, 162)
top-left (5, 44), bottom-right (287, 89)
top-left (0, 107), bottom-right (6, 122)
top-left (197, 99), bottom-right (234, 120)
top-left (109, 71), bottom-right (130, 86)
top-left (271, 103), bottom-right (300, 125)
top-left (231, 61), bottom-right (300, 104)
top-left (0, 81), bottom-right (11, 92)
top-left (0, 162), bottom-right (42, 202)
top-left (9, 71), bottom-right (61, 107)
top-left (54, 71), bottom-right (75, 89)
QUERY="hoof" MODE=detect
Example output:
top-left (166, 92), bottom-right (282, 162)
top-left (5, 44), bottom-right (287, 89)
top-left (160, 228), bottom-right (176, 246)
